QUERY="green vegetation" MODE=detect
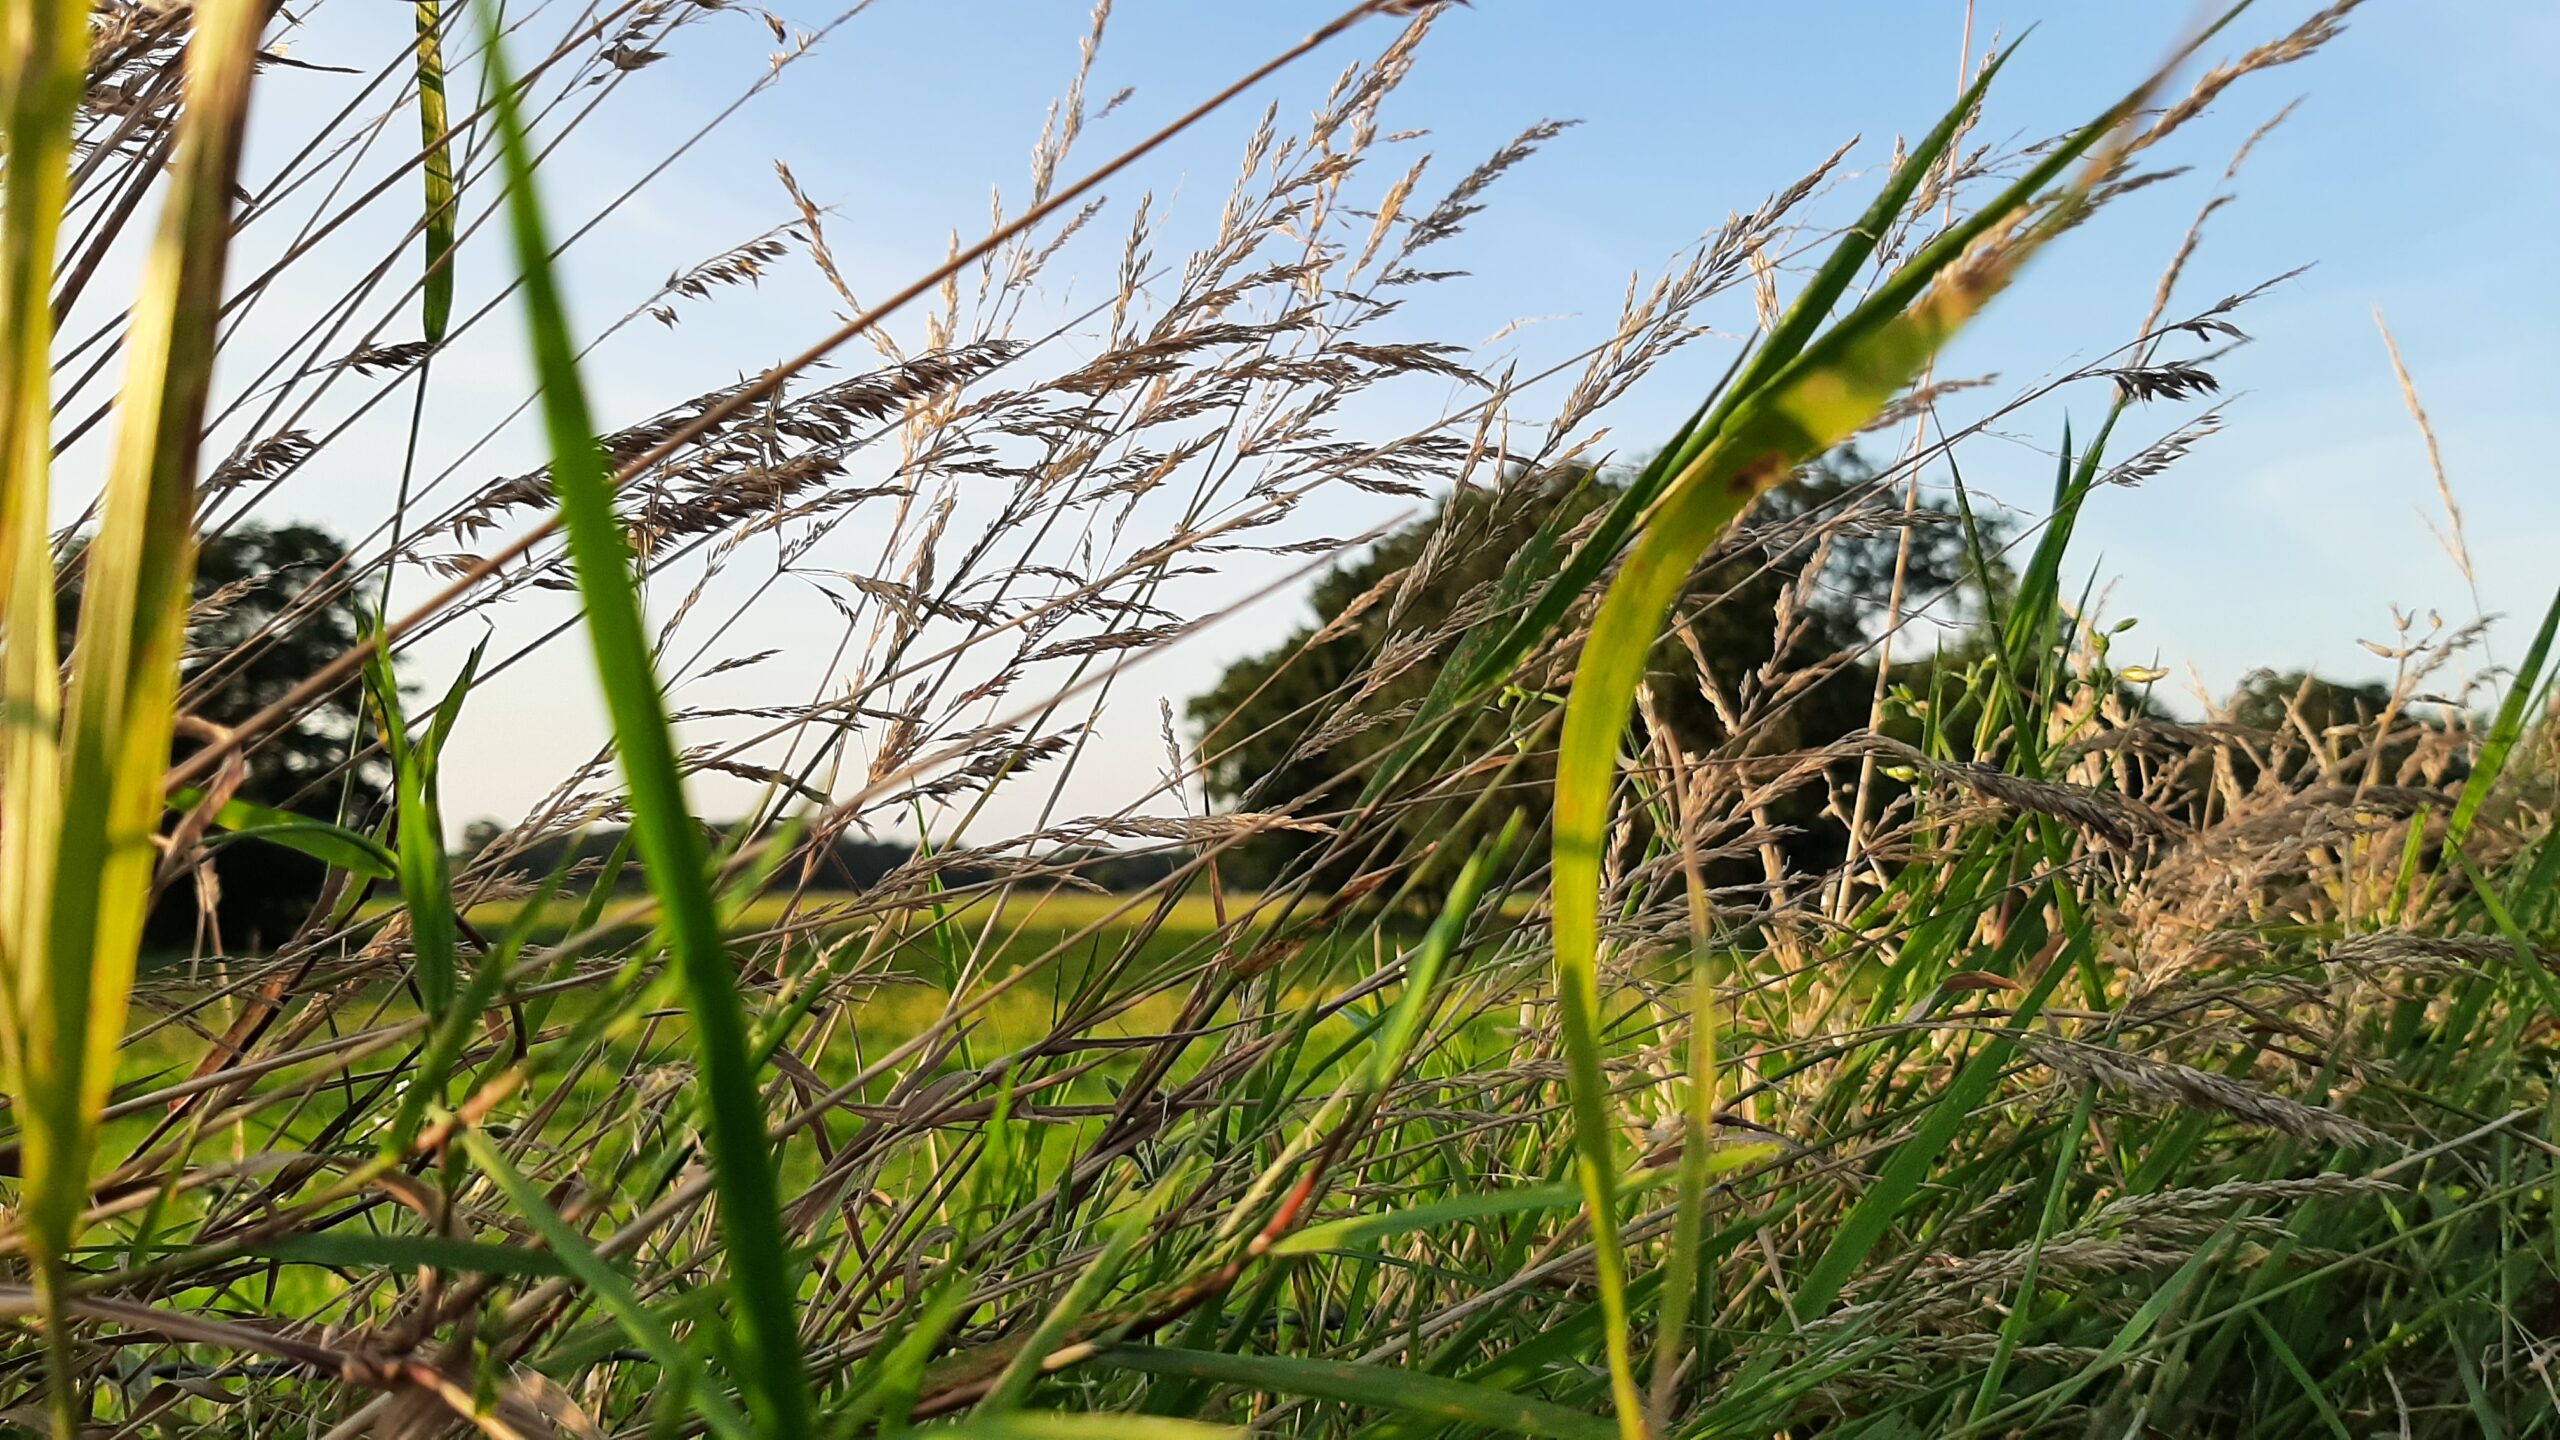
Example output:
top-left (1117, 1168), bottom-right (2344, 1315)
top-left (3, 2), bottom-right (2556, 1438)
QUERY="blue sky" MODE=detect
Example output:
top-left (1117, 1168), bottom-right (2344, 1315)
top-left (232, 0), bottom-right (2557, 830)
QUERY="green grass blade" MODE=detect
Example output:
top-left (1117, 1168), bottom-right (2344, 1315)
top-left (1966, 1084), bottom-right (2095, 1421)
top-left (978, 1173), bottom-right (1173, 1413)
top-left (457, 1128), bottom-right (753, 1440)
top-left (363, 631), bottom-right (469, 1012)
top-left (472, 4), bottom-right (814, 1430)
top-left (1367, 812), bottom-right (1521, 1093)
top-left (2246, 1310), bottom-right (2354, 1440)
top-left (1270, 1183), bottom-right (1583, 1258)
top-left (1272, 1162), bottom-right (1761, 1259)
top-left (1975, 1232), bottom-right (2233, 1436)
top-left (388, 858), bottom-right (537, 1152)
top-left (1791, 920), bottom-right (2086, 1321)
top-left (1094, 1346), bottom-right (1615, 1440)
top-left (2448, 583), bottom-right (2559, 850)
top-left (935, 1418), bottom-right (1239, 1440)
top-left (848, 1271), bottom-right (976, 1438)
top-left (170, 788), bottom-right (399, 879)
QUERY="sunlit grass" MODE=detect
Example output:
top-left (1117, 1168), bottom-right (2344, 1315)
top-left (7, 2), bottom-right (2556, 1438)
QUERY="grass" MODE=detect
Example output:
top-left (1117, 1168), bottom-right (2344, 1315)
top-left (6, 1), bottom-right (2559, 1438)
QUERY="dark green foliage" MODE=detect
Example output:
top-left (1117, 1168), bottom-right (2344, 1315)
top-left (2218, 667), bottom-right (2465, 797)
top-left (2227, 668), bottom-right (2394, 734)
top-left (176, 525), bottom-right (380, 807)
top-left (63, 522), bottom-right (386, 950)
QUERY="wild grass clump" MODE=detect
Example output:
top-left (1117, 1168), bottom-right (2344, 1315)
top-left (2, 1), bottom-right (2554, 1437)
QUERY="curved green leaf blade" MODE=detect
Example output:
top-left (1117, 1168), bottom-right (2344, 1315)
top-left (1546, 84), bottom-right (2149, 1440)
top-left (172, 787), bottom-right (400, 879)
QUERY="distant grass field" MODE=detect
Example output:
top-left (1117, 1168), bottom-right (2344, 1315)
top-left (466, 885), bottom-right (1235, 957)
top-left (210, 886), bottom-right (1414, 1157)
top-left (377, 887), bottom-right (1267, 1006)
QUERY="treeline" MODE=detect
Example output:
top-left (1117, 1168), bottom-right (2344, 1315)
top-left (1184, 454), bottom-right (2458, 896)
top-left (469, 824), bottom-right (1193, 895)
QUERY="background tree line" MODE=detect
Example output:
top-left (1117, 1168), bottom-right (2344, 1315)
top-left (129, 486), bottom-right (2418, 950)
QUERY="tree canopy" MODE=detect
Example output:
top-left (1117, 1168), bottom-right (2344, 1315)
top-left (65, 523), bottom-right (386, 951)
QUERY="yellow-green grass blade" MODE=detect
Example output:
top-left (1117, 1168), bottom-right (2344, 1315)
top-left (415, 0), bottom-right (457, 344)
top-left (1650, 44), bottom-right (2019, 485)
top-left (1547, 106), bottom-right (2137, 1440)
top-left (0, 0), bottom-right (92, 1129)
top-left (1548, 285), bottom-right (2023, 1440)
top-left (0, 7), bottom-right (84, 1416)
top-left (0, 0), bottom-right (88, 614)
top-left (5, 1), bottom-right (264, 1431)
top-left (14, 0), bottom-right (257, 1225)
top-left (1383, 51), bottom-right (2019, 806)
top-left (41, 0), bottom-right (264, 1142)
top-left (472, 3), bottom-right (814, 1431)
top-left (1649, 823), bottom-right (1727, 1426)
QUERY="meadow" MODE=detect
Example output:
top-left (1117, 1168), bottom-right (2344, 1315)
top-left (4, 1), bottom-right (2557, 1438)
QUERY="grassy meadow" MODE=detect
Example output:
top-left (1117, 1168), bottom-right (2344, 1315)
top-left (4, 1), bottom-right (2559, 1438)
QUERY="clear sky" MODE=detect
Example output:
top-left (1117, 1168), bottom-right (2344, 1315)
top-left (225, 0), bottom-right (2558, 834)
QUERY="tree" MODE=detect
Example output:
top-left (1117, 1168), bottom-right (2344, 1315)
top-left (2221, 667), bottom-right (2423, 791)
top-left (2227, 668), bottom-right (2394, 736)
top-left (63, 523), bottom-right (388, 952)
top-left (1188, 452), bottom-right (2001, 889)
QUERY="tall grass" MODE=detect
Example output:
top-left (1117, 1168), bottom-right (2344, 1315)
top-left (3, 1), bottom-right (2555, 1437)
top-left (2, 0), bottom-right (263, 1431)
